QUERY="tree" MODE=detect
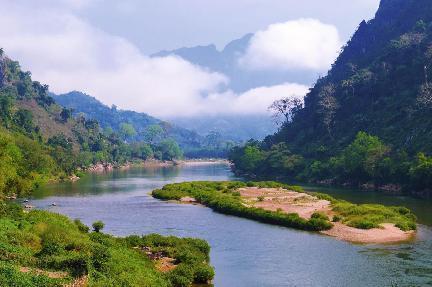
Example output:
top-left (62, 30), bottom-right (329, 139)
top-left (409, 153), bottom-right (432, 189)
top-left (144, 124), bottom-right (164, 144)
top-left (0, 93), bottom-right (14, 127)
top-left (60, 108), bottom-right (73, 123)
top-left (337, 132), bottom-right (390, 183)
top-left (119, 123), bottom-right (136, 141)
top-left (269, 97), bottom-right (303, 126)
top-left (92, 221), bottom-right (105, 233)
top-left (158, 139), bottom-right (182, 160)
top-left (317, 84), bottom-right (339, 137)
top-left (205, 131), bottom-right (222, 148)
top-left (14, 109), bottom-right (34, 134)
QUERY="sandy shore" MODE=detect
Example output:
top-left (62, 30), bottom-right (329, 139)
top-left (237, 187), bottom-right (415, 244)
top-left (176, 159), bottom-right (229, 166)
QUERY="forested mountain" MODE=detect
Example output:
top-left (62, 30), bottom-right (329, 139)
top-left (52, 91), bottom-right (202, 150)
top-left (230, 0), bottom-right (432, 198)
top-left (53, 91), bottom-right (234, 157)
top-left (0, 50), bottom-right (184, 197)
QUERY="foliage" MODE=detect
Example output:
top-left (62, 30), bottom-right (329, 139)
top-left (153, 181), bottom-right (333, 232)
top-left (332, 202), bottom-right (417, 231)
top-left (92, 221), bottom-right (105, 233)
top-left (52, 91), bottom-right (229, 158)
top-left (0, 203), bottom-right (214, 287)
top-left (153, 181), bottom-right (416, 233)
top-left (230, 1), bottom-right (432, 198)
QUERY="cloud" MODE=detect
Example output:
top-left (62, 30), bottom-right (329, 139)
top-left (205, 83), bottom-right (309, 116)
top-left (239, 19), bottom-right (342, 71)
top-left (0, 2), bottom-right (308, 118)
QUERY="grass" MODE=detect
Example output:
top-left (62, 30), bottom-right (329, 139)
top-left (152, 181), bottom-right (417, 232)
top-left (152, 181), bottom-right (333, 231)
top-left (331, 202), bottom-right (417, 231)
top-left (0, 202), bottom-right (214, 287)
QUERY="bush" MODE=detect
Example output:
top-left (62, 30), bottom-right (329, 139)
top-left (332, 215), bottom-right (343, 222)
top-left (74, 219), bottom-right (89, 233)
top-left (193, 264), bottom-right (215, 283)
top-left (311, 212), bottom-right (329, 221)
top-left (92, 221), bottom-right (104, 233)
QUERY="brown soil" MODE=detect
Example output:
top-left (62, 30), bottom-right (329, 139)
top-left (20, 267), bottom-right (68, 279)
top-left (155, 257), bottom-right (177, 273)
top-left (237, 187), bottom-right (415, 244)
top-left (20, 267), bottom-right (88, 286)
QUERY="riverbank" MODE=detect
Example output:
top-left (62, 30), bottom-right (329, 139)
top-left (0, 202), bottom-right (215, 287)
top-left (152, 181), bottom-right (417, 244)
top-left (84, 159), bottom-right (229, 173)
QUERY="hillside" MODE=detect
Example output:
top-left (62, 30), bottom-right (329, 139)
top-left (0, 50), bottom-right (186, 197)
top-left (230, 0), bottom-right (432, 198)
top-left (274, 0), bottom-right (432, 155)
top-left (52, 91), bottom-right (202, 150)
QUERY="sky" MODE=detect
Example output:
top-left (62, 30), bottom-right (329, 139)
top-left (0, 0), bottom-right (380, 118)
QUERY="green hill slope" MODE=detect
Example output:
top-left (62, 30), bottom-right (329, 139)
top-left (229, 0), bottom-right (432, 197)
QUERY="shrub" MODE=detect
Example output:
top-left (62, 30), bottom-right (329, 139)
top-left (193, 264), bottom-right (215, 283)
top-left (332, 215), bottom-right (343, 222)
top-left (74, 219), bottom-right (89, 234)
top-left (92, 221), bottom-right (104, 233)
top-left (311, 212), bottom-right (329, 221)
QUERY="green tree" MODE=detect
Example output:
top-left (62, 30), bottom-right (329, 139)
top-left (336, 132), bottom-right (390, 183)
top-left (0, 93), bottom-right (14, 127)
top-left (14, 109), bottom-right (34, 134)
top-left (119, 123), bottom-right (136, 141)
top-left (158, 139), bottom-right (183, 160)
top-left (92, 221), bottom-right (105, 233)
top-left (144, 124), bottom-right (164, 144)
top-left (409, 153), bottom-right (432, 189)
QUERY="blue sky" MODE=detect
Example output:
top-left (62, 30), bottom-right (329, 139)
top-left (0, 0), bottom-right (381, 117)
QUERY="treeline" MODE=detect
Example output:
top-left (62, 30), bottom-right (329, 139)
top-left (0, 50), bottom-right (182, 198)
top-left (229, 132), bottom-right (432, 197)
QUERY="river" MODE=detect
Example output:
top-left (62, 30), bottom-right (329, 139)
top-left (30, 163), bottom-right (432, 287)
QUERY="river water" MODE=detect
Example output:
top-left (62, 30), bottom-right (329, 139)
top-left (31, 164), bottom-right (432, 287)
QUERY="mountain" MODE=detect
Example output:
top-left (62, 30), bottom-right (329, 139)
top-left (229, 0), bottom-right (432, 197)
top-left (152, 33), bottom-right (316, 92)
top-left (0, 50), bottom-right (144, 197)
top-left (172, 114), bottom-right (276, 142)
top-left (52, 91), bottom-right (203, 150)
top-left (275, 0), bottom-right (432, 155)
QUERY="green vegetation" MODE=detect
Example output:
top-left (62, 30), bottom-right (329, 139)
top-left (152, 181), bottom-right (417, 232)
top-left (231, 132), bottom-right (432, 197)
top-left (53, 91), bottom-right (234, 158)
top-left (153, 181), bottom-right (333, 231)
top-left (0, 203), bottom-right (214, 287)
top-left (230, 0), bottom-right (432, 198)
top-left (0, 51), bottom-right (186, 198)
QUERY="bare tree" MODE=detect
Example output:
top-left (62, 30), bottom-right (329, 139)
top-left (269, 97), bottom-right (303, 126)
top-left (317, 84), bottom-right (339, 137)
top-left (417, 83), bottom-right (432, 108)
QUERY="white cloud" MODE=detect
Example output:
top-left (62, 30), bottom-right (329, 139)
top-left (0, 2), bottom-right (308, 117)
top-left (240, 19), bottom-right (342, 71)
top-left (206, 83), bottom-right (308, 116)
